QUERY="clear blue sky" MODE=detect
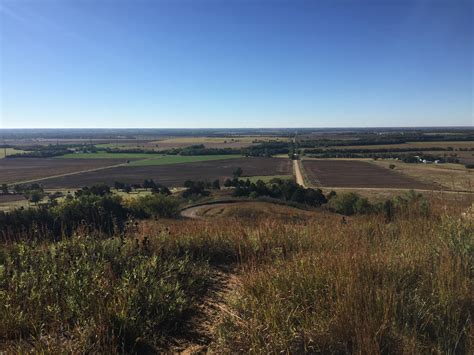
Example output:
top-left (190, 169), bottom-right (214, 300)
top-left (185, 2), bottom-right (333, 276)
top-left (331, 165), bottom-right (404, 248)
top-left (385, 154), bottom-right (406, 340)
top-left (0, 0), bottom-right (472, 128)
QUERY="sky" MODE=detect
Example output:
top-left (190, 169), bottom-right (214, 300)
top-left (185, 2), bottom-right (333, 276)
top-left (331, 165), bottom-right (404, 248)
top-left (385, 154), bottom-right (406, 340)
top-left (0, 0), bottom-right (472, 129)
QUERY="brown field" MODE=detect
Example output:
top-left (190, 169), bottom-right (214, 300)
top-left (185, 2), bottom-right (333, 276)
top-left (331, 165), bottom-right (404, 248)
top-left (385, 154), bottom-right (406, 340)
top-left (373, 160), bottom-right (474, 191)
top-left (0, 194), bottom-right (24, 204)
top-left (39, 157), bottom-right (292, 188)
top-left (0, 158), bottom-right (132, 184)
top-left (4, 138), bottom-right (154, 147)
top-left (330, 141), bottom-right (474, 150)
top-left (302, 159), bottom-right (435, 189)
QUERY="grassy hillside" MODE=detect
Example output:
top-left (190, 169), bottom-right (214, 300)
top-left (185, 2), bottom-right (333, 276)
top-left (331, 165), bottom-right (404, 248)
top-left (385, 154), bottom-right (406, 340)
top-left (0, 197), bottom-right (472, 353)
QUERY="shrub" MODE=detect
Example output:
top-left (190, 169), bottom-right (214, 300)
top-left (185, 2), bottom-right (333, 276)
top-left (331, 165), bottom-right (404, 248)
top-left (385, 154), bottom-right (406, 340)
top-left (127, 194), bottom-right (179, 219)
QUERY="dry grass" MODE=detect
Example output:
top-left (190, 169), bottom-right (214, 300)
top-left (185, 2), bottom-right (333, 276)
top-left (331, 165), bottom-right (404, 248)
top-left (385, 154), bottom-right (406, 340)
top-left (0, 196), bottom-right (472, 353)
top-left (0, 148), bottom-right (28, 159)
top-left (213, 211), bottom-right (473, 354)
top-left (373, 160), bottom-right (474, 191)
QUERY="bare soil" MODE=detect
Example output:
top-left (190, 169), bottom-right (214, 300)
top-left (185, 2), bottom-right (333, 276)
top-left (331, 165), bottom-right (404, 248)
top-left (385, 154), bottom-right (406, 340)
top-left (39, 157), bottom-right (292, 188)
top-left (302, 159), bottom-right (436, 189)
top-left (0, 158), bottom-right (133, 184)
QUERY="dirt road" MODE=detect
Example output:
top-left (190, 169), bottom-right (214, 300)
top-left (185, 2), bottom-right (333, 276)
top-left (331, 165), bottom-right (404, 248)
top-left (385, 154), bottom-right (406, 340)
top-left (293, 159), bottom-right (306, 187)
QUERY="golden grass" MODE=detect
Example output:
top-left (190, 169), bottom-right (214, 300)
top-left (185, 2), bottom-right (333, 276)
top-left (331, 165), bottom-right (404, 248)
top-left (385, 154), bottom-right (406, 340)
top-left (1, 196), bottom-right (472, 353)
top-left (0, 148), bottom-right (28, 159)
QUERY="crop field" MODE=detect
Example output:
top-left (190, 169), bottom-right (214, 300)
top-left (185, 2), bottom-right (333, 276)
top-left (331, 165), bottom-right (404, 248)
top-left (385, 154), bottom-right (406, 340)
top-left (129, 154), bottom-right (241, 166)
top-left (150, 135), bottom-right (289, 150)
top-left (39, 157), bottom-right (292, 188)
top-left (4, 138), bottom-right (153, 147)
top-left (0, 148), bottom-right (28, 159)
top-left (329, 141), bottom-right (474, 150)
top-left (373, 160), bottom-right (474, 191)
top-left (59, 152), bottom-right (162, 159)
top-left (302, 159), bottom-right (435, 189)
top-left (0, 158), bottom-right (131, 185)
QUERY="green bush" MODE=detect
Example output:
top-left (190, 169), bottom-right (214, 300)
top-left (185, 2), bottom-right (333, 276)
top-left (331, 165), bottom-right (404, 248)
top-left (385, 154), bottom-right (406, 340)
top-left (127, 194), bottom-right (179, 219)
top-left (0, 235), bottom-right (209, 352)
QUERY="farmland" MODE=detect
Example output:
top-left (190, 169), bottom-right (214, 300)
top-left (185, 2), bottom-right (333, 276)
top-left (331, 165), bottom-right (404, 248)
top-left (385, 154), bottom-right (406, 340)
top-left (39, 157), bottom-right (293, 188)
top-left (59, 152), bottom-right (162, 159)
top-left (0, 158), bottom-right (131, 185)
top-left (373, 160), bottom-right (474, 191)
top-left (129, 154), bottom-right (241, 166)
top-left (302, 159), bottom-right (435, 189)
top-left (0, 128), bottom-right (473, 353)
top-left (0, 148), bottom-right (28, 158)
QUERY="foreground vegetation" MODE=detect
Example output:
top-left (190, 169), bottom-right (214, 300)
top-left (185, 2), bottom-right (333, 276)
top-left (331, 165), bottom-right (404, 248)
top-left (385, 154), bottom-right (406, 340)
top-left (0, 189), bottom-right (472, 353)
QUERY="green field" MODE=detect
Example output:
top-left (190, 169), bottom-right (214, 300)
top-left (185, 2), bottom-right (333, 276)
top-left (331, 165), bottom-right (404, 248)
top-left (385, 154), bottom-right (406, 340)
top-left (58, 152), bottom-right (162, 159)
top-left (239, 175), bottom-right (293, 183)
top-left (129, 154), bottom-right (241, 166)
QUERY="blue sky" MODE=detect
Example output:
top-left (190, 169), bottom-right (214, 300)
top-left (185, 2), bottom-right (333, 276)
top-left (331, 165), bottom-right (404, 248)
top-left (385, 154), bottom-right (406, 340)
top-left (0, 0), bottom-right (472, 128)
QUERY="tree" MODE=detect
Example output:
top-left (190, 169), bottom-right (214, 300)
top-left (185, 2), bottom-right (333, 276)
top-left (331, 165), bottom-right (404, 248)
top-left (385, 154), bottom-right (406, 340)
top-left (212, 179), bottom-right (220, 190)
top-left (123, 185), bottom-right (132, 193)
top-left (114, 181), bottom-right (125, 190)
top-left (1, 184), bottom-right (8, 194)
top-left (143, 179), bottom-right (157, 191)
top-left (389, 164), bottom-right (396, 169)
top-left (29, 190), bottom-right (44, 205)
top-left (233, 167), bottom-right (243, 178)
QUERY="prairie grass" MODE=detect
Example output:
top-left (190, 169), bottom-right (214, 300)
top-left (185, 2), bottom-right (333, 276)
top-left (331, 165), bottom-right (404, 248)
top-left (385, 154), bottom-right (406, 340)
top-left (0, 198), bottom-right (472, 353)
top-left (214, 214), bottom-right (473, 354)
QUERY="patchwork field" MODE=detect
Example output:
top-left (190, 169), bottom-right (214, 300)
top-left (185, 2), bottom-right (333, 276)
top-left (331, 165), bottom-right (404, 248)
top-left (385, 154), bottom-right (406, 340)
top-left (39, 157), bottom-right (292, 188)
top-left (302, 159), bottom-right (435, 189)
top-left (0, 158), bottom-right (132, 184)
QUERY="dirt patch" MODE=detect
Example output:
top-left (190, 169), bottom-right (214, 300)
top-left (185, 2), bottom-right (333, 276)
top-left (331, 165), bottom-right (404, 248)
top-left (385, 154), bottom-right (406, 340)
top-left (39, 158), bottom-right (292, 188)
top-left (302, 159), bottom-right (435, 189)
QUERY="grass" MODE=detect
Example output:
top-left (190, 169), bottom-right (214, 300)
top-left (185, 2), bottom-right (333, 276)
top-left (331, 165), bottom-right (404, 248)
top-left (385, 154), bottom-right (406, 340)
top-left (0, 148), bottom-right (28, 159)
top-left (129, 154), bottom-right (241, 166)
top-left (213, 213), bottom-right (473, 353)
top-left (0, 196), bottom-right (472, 352)
top-left (58, 152), bottom-right (162, 159)
top-left (60, 153), bottom-right (242, 165)
top-left (239, 174), bottom-right (293, 183)
top-left (0, 235), bottom-right (210, 353)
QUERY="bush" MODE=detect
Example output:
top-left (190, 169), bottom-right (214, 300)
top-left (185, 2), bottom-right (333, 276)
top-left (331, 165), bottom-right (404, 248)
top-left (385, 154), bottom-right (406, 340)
top-left (0, 235), bottom-right (210, 352)
top-left (127, 194), bottom-right (179, 219)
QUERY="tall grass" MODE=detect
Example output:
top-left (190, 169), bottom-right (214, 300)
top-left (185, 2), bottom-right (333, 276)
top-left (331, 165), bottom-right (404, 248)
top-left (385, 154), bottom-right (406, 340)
top-left (0, 198), bottom-right (472, 353)
top-left (214, 215), bottom-right (473, 354)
